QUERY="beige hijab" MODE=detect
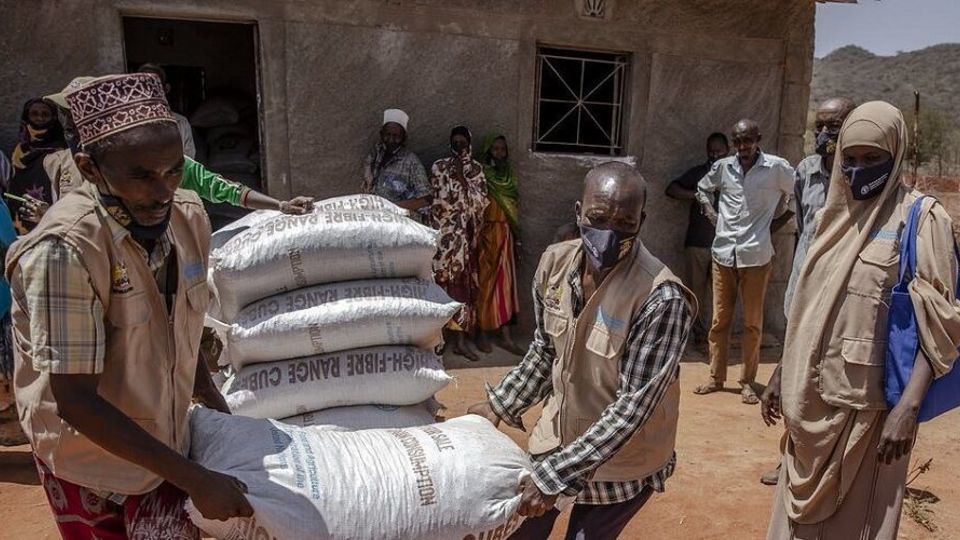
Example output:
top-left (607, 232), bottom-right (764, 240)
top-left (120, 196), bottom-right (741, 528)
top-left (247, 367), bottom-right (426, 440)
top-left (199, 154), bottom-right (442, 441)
top-left (780, 101), bottom-right (960, 523)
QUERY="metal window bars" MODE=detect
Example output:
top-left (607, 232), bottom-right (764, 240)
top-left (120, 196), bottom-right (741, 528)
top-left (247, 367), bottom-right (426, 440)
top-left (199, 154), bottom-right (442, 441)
top-left (534, 48), bottom-right (628, 155)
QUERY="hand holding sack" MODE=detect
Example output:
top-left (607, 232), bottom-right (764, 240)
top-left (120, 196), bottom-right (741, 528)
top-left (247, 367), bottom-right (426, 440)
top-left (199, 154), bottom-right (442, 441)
top-left (187, 409), bottom-right (529, 540)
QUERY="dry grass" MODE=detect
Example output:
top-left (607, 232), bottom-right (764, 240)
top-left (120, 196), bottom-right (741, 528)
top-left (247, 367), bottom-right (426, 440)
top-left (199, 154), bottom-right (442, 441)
top-left (904, 458), bottom-right (938, 532)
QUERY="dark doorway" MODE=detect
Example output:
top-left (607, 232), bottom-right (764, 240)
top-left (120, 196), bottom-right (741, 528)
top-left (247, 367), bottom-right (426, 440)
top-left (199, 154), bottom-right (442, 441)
top-left (123, 17), bottom-right (262, 230)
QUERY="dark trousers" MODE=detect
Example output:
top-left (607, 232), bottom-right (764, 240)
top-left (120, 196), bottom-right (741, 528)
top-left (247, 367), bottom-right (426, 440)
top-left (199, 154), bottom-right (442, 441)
top-left (508, 486), bottom-right (653, 540)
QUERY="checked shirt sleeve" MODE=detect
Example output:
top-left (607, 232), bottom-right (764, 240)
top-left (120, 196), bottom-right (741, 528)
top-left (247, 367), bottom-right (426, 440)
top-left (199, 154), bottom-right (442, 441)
top-left (485, 280), bottom-right (556, 430)
top-left (531, 282), bottom-right (692, 496)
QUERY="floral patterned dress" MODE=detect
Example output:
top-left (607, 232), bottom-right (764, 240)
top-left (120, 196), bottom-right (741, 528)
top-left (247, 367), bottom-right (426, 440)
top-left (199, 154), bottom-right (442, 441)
top-left (429, 153), bottom-right (488, 333)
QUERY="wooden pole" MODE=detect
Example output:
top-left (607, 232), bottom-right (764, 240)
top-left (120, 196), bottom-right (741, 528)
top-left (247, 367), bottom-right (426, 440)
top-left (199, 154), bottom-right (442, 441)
top-left (913, 90), bottom-right (920, 181)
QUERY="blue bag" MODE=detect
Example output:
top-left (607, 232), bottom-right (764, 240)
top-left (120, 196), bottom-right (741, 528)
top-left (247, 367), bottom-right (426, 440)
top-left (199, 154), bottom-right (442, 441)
top-left (884, 196), bottom-right (960, 422)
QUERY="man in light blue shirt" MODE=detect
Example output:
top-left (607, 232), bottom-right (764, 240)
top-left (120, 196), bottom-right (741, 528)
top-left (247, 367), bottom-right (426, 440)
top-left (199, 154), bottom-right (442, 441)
top-left (692, 120), bottom-right (795, 405)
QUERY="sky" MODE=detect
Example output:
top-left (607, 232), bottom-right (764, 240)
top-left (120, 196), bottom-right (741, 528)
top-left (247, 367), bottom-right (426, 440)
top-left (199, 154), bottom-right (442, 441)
top-left (815, 0), bottom-right (960, 58)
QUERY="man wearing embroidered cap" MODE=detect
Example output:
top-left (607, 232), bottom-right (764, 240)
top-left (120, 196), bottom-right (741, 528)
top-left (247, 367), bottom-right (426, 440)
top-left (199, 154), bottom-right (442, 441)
top-left (361, 108), bottom-right (432, 217)
top-left (7, 73), bottom-right (253, 538)
top-left (43, 75), bottom-right (314, 220)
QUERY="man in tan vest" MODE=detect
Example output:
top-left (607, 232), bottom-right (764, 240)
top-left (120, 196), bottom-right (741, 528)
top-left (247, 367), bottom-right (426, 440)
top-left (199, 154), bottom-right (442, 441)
top-left (7, 73), bottom-right (252, 539)
top-left (469, 162), bottom-right (695, 539)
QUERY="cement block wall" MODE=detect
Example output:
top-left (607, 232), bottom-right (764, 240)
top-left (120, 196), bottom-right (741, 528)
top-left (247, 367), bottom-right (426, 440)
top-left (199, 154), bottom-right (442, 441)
top-left (0, 0), bottom-right (816, 339)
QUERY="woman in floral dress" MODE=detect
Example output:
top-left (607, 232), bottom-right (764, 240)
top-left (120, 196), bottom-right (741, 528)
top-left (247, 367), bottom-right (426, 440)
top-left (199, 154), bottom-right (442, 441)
top-left (429, 125), bottom-right (488, 361)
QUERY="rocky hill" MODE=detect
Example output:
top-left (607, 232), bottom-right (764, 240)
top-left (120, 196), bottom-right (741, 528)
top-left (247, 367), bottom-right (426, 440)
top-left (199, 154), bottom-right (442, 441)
top-left (812, 44), bottom-right (960, 126)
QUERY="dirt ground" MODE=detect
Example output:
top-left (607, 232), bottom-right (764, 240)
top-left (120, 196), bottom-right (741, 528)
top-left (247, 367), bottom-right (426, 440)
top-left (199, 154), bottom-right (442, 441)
top-left (1, 346), bottom-right (958, 540)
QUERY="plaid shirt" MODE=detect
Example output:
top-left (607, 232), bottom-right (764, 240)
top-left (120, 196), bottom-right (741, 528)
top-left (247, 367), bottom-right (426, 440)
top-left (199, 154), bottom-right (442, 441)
top-left (362, 145), bottom-right (431, 203)
top-left (487, 255), bottom-right (692, 505)
top-left (10, 207), bottom-right (173, 375)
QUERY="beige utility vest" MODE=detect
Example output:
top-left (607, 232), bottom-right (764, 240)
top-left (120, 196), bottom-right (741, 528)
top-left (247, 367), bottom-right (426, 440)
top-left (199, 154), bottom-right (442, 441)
top-left (528, 240), bottom-right (695, 482)
top-left (7, 181), bottom-right (211, 495)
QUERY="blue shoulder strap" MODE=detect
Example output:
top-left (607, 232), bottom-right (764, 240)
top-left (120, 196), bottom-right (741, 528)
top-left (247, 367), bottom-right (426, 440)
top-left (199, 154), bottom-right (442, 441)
top-left (897, 197), bottom-right (927, 287)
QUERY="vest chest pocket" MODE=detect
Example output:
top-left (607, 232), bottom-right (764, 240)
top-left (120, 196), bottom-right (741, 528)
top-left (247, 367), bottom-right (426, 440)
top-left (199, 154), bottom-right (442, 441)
top-left (542, 308), bottom-right (569, 339)
top-left (851, 237), bottom-right (899, 296)
top-left (181, 282), bottom-right (210, 349)
top-left (819, 337), bottom-right (888, 410)
top-left (185, 282), bottom-right (210, 314)
top-left (106, 292), bottom-right (151, 327)
top-left (585, 326), bottom-right (626, 360)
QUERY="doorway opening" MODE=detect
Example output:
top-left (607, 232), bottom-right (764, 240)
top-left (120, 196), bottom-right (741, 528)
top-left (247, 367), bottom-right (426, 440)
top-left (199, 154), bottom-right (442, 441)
top-left (122, 16), bottom-right (262, 229)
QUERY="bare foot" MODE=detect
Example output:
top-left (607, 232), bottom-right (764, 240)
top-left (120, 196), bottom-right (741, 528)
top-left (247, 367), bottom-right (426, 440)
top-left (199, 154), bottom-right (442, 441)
top-left (741, 384), bottom-right (760, 405)
top-left (693, 381), bottom-right (723, 395)
top-left (475, 332), bottom-right (493, 354)
top-left (494, 327), bottom-right (527, 355)
top-left (452, 334), bottom-right (481, 362)
top-left (760, 464), bottom-right (781, 486)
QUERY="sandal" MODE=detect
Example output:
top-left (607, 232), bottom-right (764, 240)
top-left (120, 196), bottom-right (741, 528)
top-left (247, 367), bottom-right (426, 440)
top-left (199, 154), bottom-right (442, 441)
top-left (741, 385), bottom-right (760, 405)
top-left (693, 382), bottom-right (723, 395)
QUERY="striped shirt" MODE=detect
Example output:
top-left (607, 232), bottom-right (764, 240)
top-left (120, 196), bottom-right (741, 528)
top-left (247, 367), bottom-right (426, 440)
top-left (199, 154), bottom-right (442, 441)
top-left (10, 209), bottom-right (172, 375)
top-left (487, 257), bottom-right (692, 505)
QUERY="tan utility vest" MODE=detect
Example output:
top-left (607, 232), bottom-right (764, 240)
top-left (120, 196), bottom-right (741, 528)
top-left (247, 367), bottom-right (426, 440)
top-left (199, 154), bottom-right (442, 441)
top-left (7, 181), bottom-right (211, 495)
top-left (42, 149), bottom-right (84, 202)
top-left (528, 240), bottom-right (695, 482)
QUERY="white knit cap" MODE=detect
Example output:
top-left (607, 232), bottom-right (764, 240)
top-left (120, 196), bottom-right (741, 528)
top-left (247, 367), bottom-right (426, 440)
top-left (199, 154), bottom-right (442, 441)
top-left (383, 108), bottom-right (409, 130)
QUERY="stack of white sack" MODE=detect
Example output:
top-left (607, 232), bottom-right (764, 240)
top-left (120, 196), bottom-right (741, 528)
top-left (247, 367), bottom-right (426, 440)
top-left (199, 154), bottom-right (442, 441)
top-left (208, 195), bottom-right (460, 431)
top-left (187, 408), bottom-right (529, 540)
top-left (207, 195), bottom-right (435, 321)
top-left (219, 346), bottom-right (451, 420)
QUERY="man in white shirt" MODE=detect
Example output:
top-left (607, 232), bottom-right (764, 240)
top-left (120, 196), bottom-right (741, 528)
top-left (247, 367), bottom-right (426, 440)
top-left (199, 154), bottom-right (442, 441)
top-left (137, 64), bottom-right (196, 158)
top-left (692, 120), bottom-right (795, 405)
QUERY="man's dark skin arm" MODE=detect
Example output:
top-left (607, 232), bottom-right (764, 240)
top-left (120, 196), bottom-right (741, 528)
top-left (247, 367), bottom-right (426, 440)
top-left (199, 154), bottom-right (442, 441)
top-left (665, 180), bottom-right (697, 201)
top-left (771, 210), bottom-right (795, 233)
top-left (49, 374), bottom-right (253, 520)
top-left (396, 196), bottom-right (432, 211)
top-left (193, 359), bottom-right (230, 414)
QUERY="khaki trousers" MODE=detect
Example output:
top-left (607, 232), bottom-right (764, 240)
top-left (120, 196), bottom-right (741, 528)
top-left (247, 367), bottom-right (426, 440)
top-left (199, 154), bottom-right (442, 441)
top-left (709, 261), bottom-right (772, 385)
top-left (686, 247), bottom-right (713, 340)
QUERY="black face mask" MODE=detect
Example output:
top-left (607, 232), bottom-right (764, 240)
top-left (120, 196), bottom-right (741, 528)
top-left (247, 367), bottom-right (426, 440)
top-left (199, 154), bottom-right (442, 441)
top-left (93, 162), bottom-right (172, 240)
top-left (842, 159), bottom-right (894, 201)
top-left (815, 129), bottom-right (839, 157)
top-left (579, 224), bottom-right (636, 272)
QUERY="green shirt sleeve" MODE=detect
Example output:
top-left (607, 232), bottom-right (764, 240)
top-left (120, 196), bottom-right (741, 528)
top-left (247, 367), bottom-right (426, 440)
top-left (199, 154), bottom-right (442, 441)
top-left (180, 157), bottom-right (250, 207)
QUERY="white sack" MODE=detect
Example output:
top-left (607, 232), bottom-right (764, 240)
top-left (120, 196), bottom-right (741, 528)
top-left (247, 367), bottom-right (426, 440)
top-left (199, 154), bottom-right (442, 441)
top-left (187, 410), bottom-right (528, 540)
top-left (190, 97), bottom-right (240, 128)
top-left (210, 210), bottom-right (438, 321)
top-left (209, 194), bottom-right (407, 252)
top-left (280, 401), bottom-right (439, 431)
top-left (221, 346), bottom-right (451, 419)
top-left (219, 279), bottom-right (459, 367)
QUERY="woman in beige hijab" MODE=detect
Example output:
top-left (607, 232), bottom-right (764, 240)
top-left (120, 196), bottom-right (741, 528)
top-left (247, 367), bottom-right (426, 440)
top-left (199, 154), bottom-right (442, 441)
top-left (764, 101), bottom-right (960, 539)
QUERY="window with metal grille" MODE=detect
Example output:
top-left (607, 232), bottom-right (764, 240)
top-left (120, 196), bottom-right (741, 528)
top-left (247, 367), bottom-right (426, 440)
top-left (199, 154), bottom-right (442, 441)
top-left (534, 47), bottom-right (629, 155)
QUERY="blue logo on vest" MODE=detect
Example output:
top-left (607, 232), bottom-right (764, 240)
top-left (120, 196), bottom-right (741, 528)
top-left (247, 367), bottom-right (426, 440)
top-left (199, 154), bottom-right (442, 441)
top-left (183, 261), bottom-right (205, 284)
top-left (596, 308), bottom-right (626, 333)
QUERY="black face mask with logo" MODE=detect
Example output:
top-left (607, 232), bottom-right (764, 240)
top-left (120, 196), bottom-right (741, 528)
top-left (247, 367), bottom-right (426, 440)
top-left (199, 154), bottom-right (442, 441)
top-left (842, 159), bottom-right (894, 201)
top-left (579, 225), bottom-right (636, 272)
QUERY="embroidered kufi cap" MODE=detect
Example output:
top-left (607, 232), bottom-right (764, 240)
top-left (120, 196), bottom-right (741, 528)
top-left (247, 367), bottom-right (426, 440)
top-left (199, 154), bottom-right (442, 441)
top-left (65, 73), bottom-right (176, 147)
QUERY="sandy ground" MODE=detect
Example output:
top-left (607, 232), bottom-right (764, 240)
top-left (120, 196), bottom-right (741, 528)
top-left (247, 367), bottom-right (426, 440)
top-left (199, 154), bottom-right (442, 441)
top-left (1, 346), bottom-right (958, 539)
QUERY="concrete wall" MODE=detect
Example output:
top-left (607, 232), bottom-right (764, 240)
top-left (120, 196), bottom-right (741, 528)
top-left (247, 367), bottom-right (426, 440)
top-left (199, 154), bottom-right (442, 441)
top-left (0, 0), bottom-right (816, 338)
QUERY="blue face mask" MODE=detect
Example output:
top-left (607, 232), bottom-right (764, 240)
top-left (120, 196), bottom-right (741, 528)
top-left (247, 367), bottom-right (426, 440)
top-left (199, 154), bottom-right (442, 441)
top-left (842, 159), bottom-right (894, 201)
top-left (579, 225), bottom-right (636, 272)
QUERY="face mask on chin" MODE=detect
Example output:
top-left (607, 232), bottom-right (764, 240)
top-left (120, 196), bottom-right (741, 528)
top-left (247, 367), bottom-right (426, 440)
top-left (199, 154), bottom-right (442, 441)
top-left (842, 158), bottom-right (894, 201)
top-left (93, 163), bottom-right (172, 240)
top-left (579, 224), bottom-right (636, 272)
